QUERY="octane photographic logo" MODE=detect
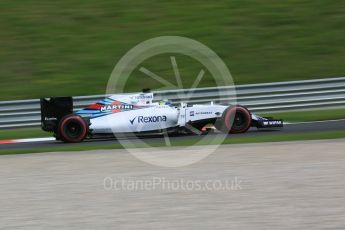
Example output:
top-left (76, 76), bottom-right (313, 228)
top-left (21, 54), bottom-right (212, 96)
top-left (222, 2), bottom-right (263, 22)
top-left (106, 36), bottom-right (236, 167)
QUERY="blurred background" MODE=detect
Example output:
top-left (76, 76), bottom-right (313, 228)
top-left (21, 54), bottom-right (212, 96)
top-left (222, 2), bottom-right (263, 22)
top-left (0, 0), bottom-right (344, 100)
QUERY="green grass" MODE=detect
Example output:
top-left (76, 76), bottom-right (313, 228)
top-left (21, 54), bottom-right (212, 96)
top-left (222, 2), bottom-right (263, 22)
top-left (0, 1), bottom-right (345, 100)
top-left (0, 128), bottom-right (47, 140)
top-left (259, 108), bottom-right (345, 122)
top-left (1, 130), bottom-right (345, 155)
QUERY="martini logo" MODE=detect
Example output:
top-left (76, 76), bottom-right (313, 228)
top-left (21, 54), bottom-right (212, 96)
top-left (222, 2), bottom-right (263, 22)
top-left (130, 115), bottom-right (167, 124)
top-left (100, 104), bottom-right (133, 112)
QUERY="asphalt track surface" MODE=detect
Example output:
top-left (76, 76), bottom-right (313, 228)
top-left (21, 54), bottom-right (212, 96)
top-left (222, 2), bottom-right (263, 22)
top-left (1, 119), bottom-right (345, 150)
top-left (1, 139), bottom-right (345, 229)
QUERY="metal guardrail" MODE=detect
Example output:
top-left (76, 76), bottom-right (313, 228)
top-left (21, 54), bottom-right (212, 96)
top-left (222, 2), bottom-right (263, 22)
top-left (1, 77), bottom-right (345, 128)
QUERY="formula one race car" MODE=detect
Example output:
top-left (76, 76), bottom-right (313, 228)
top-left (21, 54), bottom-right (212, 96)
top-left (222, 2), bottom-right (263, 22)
top-left (40, 91), bottom-right (283, 143)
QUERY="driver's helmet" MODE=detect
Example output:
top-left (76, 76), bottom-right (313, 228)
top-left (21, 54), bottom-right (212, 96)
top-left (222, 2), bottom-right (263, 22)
top-left (160, 99), bottom-right (172, 106)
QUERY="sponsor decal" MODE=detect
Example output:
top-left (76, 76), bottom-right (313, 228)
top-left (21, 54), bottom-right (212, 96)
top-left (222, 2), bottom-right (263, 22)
top-left (130, 94), bottom-right (153, 100)
top-left (130, 115), bottom-right (167, 124)
top-left (129, 117), bottom-right (136, 125)
top-left (100, 104), bottom-right (133, 112)
top-left (196, 111), bottom-right (212, 115)
top-left (263, 120), bottom-right (282, 126)
top-left (44, 117), bottom-right (57, 121)
top-left (190, 111), bottom-right (213, 117)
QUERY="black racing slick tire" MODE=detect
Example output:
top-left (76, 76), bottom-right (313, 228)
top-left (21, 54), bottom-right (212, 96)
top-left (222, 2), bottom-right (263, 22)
top-left (57, 115), bottom-right (88, 143)
top-left (217, 106), bottom-right (252, 134)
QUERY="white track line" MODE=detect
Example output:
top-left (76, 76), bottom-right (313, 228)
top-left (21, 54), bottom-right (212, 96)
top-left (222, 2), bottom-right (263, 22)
top-left (0, 137), bottom-right (55, 145)
top-left (15, 137), bottom-right (56, 143)
top-left (285, 118), bottom-right (345, 125)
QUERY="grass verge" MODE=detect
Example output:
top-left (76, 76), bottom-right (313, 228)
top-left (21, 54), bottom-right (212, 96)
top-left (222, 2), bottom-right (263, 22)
top-left (1, 130), bottom-right (345, 155)
top-left (259, 108), bottom-right (345, 123)
top-left (0, 128), bottom-right (47, 140)
top-left (1, 1), bottom-right (345, 100)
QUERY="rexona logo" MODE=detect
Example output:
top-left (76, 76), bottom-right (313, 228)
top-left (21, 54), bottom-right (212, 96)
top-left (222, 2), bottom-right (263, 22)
top-left (130, 116), bottom-right (167, 125)
top-left (100, 104), bottom-right (133, 112)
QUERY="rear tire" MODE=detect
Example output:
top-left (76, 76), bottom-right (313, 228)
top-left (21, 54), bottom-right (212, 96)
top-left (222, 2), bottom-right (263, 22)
top-left (216, 106), bottom-right (251, 134)
top-left (57, 115), bottom-right (88, 143)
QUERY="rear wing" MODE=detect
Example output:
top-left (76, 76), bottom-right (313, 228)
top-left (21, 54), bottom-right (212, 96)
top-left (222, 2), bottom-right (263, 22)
top-left (40, 97), bottom-right (73, 132)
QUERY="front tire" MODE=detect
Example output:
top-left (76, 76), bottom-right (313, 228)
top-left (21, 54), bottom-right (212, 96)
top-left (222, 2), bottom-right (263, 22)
top-left (57, 115), bottom-right (88, 143)
top-left (216, 106), bottom-right (252, 134)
